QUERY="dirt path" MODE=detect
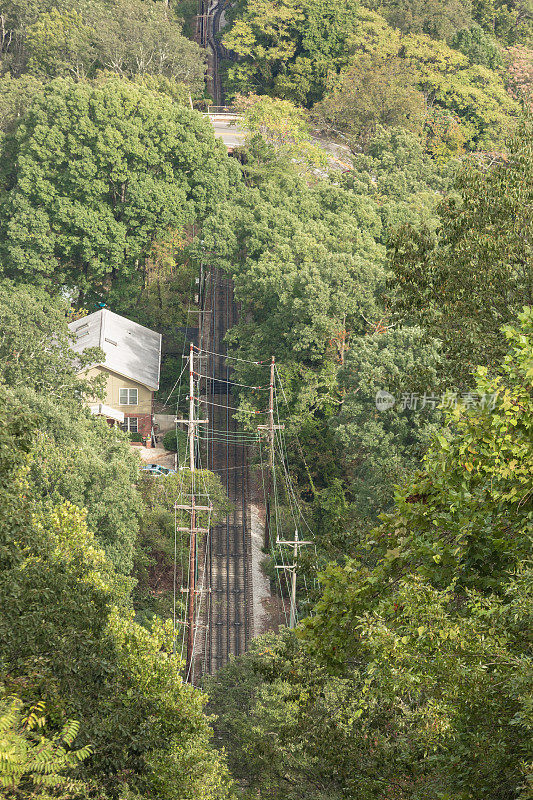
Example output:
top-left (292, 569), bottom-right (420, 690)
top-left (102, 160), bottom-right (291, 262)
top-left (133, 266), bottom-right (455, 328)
top-left (136, 444), bottom-right (177, 469)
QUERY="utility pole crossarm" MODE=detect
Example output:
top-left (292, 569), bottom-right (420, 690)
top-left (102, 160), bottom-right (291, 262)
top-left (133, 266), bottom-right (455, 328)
top-left (175, 503), bottom-right (213, 512)
top-left (182, 342), bottom-right (212, 684)
top-left (276, 541), bottom-right (312, 546)
top-left (276, 530), bottom-right (311, 629)
top-left (257, 424), bottom-right (284, 430)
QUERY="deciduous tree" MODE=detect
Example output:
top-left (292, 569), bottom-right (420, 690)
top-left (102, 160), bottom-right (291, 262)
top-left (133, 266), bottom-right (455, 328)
top-left (0, 79), bottom-right (239, 305)
top-left (390, 118), bottom-right (533, 385)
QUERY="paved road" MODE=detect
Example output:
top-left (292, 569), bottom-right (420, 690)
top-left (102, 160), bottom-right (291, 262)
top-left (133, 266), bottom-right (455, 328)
top-left (209, 115), bottom-right (246, 150)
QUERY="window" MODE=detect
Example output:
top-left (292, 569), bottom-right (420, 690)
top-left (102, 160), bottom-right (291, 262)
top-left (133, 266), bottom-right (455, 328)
top-left (119, 388), bottom-right (138, 405)
top-left (121, 417), bottom-right (138, 433)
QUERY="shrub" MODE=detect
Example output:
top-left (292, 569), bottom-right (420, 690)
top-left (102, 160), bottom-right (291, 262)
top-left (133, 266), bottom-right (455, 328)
top-left (163, 430), bottom-right (179, 451)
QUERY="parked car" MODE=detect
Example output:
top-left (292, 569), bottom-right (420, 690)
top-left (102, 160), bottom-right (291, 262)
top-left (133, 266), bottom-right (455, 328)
top-left (140, 464), bottom-right (176, 477)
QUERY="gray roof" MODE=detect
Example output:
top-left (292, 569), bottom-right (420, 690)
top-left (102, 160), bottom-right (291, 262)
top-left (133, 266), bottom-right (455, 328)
top-left (68, 309), bottom-right (161, 391)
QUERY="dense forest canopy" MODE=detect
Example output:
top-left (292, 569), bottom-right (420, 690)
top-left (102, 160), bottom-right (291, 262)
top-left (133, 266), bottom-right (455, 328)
top-left (0, 0), bottom-right (531, 797)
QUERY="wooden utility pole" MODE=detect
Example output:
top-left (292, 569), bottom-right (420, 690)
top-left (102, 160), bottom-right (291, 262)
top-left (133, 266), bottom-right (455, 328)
top-left (186, 343), bottom-right (196, 676)
top-left (269, 355), bottom-right (275, 475)
top-left (289, 529), bottom-right (298, 629)
top-left (276, 530), bottom-right (311, 629)
top-left (189, 343), bottom-right (195, 474)
top-left (175, 344), bottom-right (209, 683)
top-left (266, 356), bottom-right (275, 550)
top-left (186, 493), bottom-right (196, 676)
top-left (258, 357), bottom-right (283, 549)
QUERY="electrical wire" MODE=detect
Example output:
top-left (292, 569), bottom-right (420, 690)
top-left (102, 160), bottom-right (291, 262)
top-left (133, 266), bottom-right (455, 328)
top-left (193, 371), bottom-right (270, 390)
top-left (193, 345), bottom-right (271, 366)
top-left (190, 396), bottom-right (268, 414)
top-left (160, 359), bottom-right (188, 411)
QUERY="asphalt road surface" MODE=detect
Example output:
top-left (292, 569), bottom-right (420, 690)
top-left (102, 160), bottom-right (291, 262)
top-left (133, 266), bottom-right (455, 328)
top-left (209, 115), bottom-right (246, 150)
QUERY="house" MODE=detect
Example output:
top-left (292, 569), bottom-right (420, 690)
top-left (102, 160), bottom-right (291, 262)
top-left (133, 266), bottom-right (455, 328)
top-left (68, 309), bottom-right (162, 442)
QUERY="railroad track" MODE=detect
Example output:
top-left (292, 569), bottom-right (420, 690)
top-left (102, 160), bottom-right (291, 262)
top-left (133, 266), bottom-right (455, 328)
top-left (196, 0), bottom-right (231, 105)
top-left (195, 270), bottom-right (252, 678)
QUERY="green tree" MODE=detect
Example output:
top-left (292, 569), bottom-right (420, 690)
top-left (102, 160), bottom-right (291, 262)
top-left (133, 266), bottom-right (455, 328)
top-left (390, 118), bottom-right (533, 386)
top-left (366, 307), bottom-right (533, 595)
top-left (451, 24), bottom-right (505, 68)
top-left (89, 0), bottom-right (205, 87)
top-left (0, 388), bottom-right (235, 799)
top-left (0, 0), bottom-right (205, 85)
top-left (208, 311), bottom-right (533, 800)
top-left (0, 280), bottom-right (141, 574)
top-left (334, 326), bottom-right (441, 528)
top-left (0, 697), bottom-right (90, 799)
top-left (313, 53), bottom-right (426, 146)
top-left (472, 0), bottom-right (533, 45)
top-left (312, 8), bottom-right (518, 149)
top-left (343, 126), bottom-right (456, 236)
top-left (222, 0), bottom-right (360, 105)
top-left (200, 173), bottom-right (384, 374)
top-left (22, 390), bottom-right (142, 575)
top-left (24, 8), bottom-right (95, 79)
top-left (0, 78), bottom-right (240, 305)
top-left (0, 75), bottom-right (43, 140)
top-left (0, 281), bottom-right (100, 400)
top-left (363, 0), bottom-right (473, 39)
top-left (234, 93), bottom-right (327, 168)
top-left (210, 567), bottom-right (532, 800)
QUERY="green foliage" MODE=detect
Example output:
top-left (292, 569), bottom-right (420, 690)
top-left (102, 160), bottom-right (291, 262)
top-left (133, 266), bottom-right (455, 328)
top-left (133, 469), bottom-right (231, 622)
top-left (0, 0), bottom-right (205, 88)
top-left (0, 387), bottom-right (235, 799)
top-left (304, 570), bottom-right (532, 799)
top-left (222, 0), bottom-right (360, 105)
top-left (24, 8), bottom-right (95, 79)
top-left (86, 0), bottom-right (205, 87)
top-left (208, 315), bottom-right (533, 799)
top-left (198, 170), bottom-right (385, 551)
top-left (0, 75), bottom-right (44, 141)
top-left (210, 568), bottom-right (532, 799)
top-left (344, 126), bottom-right (456, 236)
top-left (0, 280), bottom-right (141, 573)
top-left (315, 10), bottom-right (519, 149)
top-left (235, 93), bottom-right (327, 168)
top-left (200, 174), bottom-right (384, 372)
top-left (162, 428), bottom-right (187, 455)
top-left (363, 0), bottom-right (474, 39)
top-left (334, 326), bottom-right (442, 528)
top-left (370, 308), bottom-right (533, 594)
top-left (223, 0), bottom-right (519, 148)
top-left (451, 24), bottom-right (505, 68)
top-left (313, 53), bottom-right (427, 146)
top-left (472, 0), bottom-right (533, 45)
top-left (0, 78), bottom-right (239, 305)
top-left (0, 696), bottom-right (90, 798)
top-left (390, 118), bottom-right (533, 386)
top-left (23, 392), bottom-right (141, 575)
top-left (0, 281), bottom-right (101, 400)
